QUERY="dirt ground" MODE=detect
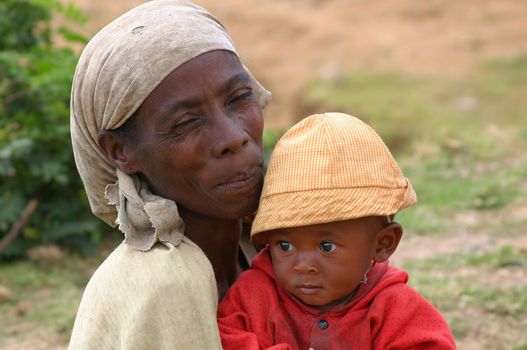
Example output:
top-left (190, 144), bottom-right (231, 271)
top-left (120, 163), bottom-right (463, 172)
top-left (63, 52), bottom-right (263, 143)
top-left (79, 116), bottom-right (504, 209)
top-left (72, 0), bottom-right (527, 129)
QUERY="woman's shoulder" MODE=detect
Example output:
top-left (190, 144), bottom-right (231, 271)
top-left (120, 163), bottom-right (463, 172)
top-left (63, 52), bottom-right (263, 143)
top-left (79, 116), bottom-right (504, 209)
top-left (86, 238), bottom-right (216, 297)
top-left (70, 239), bottom-right (221, 349)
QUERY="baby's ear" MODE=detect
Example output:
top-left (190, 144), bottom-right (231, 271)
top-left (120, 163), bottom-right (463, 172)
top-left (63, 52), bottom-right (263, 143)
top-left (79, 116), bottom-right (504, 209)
top-left (372, 223), bottom-right (403, 263)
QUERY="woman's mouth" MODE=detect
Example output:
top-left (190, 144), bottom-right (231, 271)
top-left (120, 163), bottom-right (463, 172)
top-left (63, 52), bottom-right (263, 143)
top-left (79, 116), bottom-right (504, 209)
top-left (216, 166), bottom-right (262, 191)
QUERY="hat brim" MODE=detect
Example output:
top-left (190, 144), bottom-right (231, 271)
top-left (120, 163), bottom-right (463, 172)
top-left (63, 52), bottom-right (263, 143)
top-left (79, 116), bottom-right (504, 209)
top-left (251, 182), bottom-right (416, 244)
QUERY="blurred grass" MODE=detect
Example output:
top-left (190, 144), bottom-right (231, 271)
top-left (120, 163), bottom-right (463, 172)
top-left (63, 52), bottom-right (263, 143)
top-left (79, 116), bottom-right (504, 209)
top-left (298, 55), bottom-right (527, 235)
top-left (0, 262), bottom-right (77, 338)
top-left (402, 244), bottom-right (527, 314)
top-left (0, 241), bottom-right (115, 346)
top-left (302, 56), bottom-right (527, 149)
top-left (401, 244), bottom-right (527, 348)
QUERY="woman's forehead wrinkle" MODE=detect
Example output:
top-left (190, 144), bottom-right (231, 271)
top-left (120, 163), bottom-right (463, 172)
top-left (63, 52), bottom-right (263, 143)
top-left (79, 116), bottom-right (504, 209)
top-left (218, 71), bottom-right (252, 96)
top-left (156, 63), bottom-right (250, 120)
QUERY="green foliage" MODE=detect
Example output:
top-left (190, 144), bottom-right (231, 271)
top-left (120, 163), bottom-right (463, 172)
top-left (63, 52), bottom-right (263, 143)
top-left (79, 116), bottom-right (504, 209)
top-left (263, 128), bottom-right (285, 168)
top-left (0, 0), bottom-right (51, 50)
top-left (0, 0), bottom-right (105, 258)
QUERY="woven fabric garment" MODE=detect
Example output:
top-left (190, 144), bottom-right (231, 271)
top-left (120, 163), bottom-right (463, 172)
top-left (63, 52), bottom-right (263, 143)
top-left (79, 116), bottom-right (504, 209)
top-left (251, 112), bottom-right (416, 241)
top-left (70, 0), bottom-right (271, 250)
top-left (69, 240), bottom-right (222, 349)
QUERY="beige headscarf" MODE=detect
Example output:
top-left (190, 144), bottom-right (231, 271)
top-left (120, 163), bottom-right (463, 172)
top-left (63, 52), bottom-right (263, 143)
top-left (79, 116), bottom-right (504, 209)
top-left (71, 0), bottom-right (271, 251)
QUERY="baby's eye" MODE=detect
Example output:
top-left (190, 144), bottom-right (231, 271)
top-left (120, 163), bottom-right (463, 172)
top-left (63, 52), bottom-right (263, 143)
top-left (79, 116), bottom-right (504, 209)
top-left (278, 241), bottom-right (293, 252)
top-left (320, 241), bottom-right (337, 253)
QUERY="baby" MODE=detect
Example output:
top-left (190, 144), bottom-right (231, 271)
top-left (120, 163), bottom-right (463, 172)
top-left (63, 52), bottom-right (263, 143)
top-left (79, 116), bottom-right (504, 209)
top-left (218, 112), bottom-right (456, 350)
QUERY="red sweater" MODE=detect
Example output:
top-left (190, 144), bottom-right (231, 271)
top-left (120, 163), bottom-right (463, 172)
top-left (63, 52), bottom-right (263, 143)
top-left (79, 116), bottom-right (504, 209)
top-left (217, 247), bottom-right (456, 350)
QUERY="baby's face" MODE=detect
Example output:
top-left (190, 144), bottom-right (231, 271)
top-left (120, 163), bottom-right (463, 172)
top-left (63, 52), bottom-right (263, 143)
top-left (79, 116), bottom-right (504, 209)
top-left (267, 217), bottom-right (382, 311)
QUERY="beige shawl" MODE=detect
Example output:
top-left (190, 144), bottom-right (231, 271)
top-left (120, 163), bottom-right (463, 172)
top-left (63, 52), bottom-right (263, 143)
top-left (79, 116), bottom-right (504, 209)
top-left (69, 1), bottom-right (270, 348)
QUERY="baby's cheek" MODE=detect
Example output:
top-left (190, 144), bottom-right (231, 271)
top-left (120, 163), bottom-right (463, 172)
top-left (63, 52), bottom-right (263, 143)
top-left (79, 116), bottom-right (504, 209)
top-left (273, 264), bottom-right (292, 288)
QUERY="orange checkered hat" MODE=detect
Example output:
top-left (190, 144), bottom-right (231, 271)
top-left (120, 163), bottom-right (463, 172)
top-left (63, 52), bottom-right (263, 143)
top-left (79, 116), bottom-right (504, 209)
top-left (251, 112), bottom-right (416, 242)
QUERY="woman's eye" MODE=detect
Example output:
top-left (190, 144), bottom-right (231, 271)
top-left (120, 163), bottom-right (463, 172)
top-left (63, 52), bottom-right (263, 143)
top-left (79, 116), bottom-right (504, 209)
top-left (278, 241), bottom-right (293, 252)
top-left (228, 89), bottom-right (254, 106)
top-left (320, 241), bottom-right (337, 253)
top-left (172, 117), bottom-right (198, 131)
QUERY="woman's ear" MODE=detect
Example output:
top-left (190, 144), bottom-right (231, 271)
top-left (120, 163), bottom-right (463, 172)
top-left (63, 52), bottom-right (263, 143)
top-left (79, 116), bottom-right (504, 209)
top-left (372, 223), bottom-right (403, 263)
top-left (98, 130), bottom-right (140, 174)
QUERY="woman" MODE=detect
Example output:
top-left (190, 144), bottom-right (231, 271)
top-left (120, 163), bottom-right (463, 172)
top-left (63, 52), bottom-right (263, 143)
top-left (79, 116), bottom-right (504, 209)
top-left (69, 1), bottom-right (271, 348)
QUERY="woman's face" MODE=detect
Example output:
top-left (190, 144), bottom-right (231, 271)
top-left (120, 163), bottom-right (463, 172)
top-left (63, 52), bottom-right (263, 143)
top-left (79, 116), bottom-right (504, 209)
top-left (126, 50), bottom-right (264, 220)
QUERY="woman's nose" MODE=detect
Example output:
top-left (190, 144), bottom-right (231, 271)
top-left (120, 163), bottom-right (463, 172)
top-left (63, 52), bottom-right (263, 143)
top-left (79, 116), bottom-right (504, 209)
top-left (293, 252), bottom-right (319, 274)
top-left (211, 110), bottom-right (249, 157)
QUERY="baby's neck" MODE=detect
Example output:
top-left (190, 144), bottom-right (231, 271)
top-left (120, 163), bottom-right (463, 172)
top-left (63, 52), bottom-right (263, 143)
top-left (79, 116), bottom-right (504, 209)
top-left (310, 284), bottom-right (361, 313)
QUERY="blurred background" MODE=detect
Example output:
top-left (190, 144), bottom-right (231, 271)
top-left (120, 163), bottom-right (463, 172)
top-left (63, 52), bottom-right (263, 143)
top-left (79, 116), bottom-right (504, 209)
top-left (1, 0), bottom-right (526, 349)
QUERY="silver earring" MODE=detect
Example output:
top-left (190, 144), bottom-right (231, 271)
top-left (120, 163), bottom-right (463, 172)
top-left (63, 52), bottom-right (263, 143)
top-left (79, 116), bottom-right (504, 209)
top-left (361, 261), bottom-right (376, 284)
top-left (360, 274), bottom-right (368, 284)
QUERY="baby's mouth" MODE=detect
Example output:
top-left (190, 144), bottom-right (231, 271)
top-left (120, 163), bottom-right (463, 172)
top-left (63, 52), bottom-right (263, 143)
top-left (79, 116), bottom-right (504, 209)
top-left (296, 284), bottom-right (322, 295)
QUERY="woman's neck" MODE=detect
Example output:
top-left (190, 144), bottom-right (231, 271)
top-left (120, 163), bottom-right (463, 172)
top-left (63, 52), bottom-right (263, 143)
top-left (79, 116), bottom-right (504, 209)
top-left (179, 208), bottom-right (242, 300)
